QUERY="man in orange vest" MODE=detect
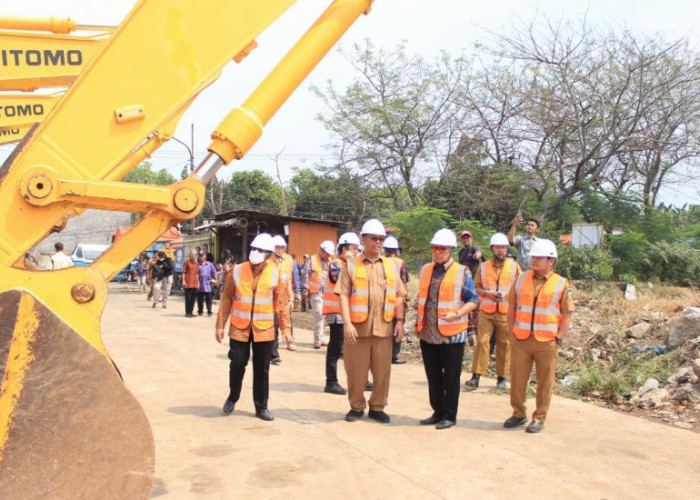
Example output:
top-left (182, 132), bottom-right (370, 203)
top-left (383, 236), bottom-right (409, 364)
top-left (504, 239), bottom-right (574, 433)
top-left (465, 233), bottom-right (521, 391)
top-left (336, 219), bottom-right (407, 424)
top-left (270, 235), bottom-right (297, 365)
top-left (322, 232), bottom-right (360, 395)
top-left (302, 240), bottom-right (336, 349)
top-left (215, 233), bottom-right (292, 422)
top-left (415, 229), bottom-right (479, 430)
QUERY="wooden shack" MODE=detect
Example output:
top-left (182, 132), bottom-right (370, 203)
top-left (196, 209), bottom-right (345, 263)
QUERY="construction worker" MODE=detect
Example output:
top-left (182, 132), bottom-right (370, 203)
top-left (336, 219), bottom-right (407, 424)
top-left (322, 232), bottom-right (360, 395)
top-left (215, 233), bottom-right (292, 422)
top-left (270, 235), bottom-right (297, 365)
top-left (465, 233), bottom-right (521, 391)
top-left (383, 235), bottom-right (409, 364)
top-left (508, 212), bottom-right (540, 271)
top-left (504, 239), bottom-right (574, 433)
top-left (415, 229), bottom-right (479, 430)
top-left (302, 240), bottom-right (336, 349)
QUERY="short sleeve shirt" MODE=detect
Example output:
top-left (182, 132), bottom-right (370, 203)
top-left (514, 235), bottom-right (538, 271)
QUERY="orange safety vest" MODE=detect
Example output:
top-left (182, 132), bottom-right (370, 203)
top-left (512, 270), bottom-right (567, 341)
top-left (346, 256), bottom-right (397, 323)
top-left (478, 259), bottom-right (517, 314)
top-left (386, 256), bottom-right (406, 282)
top-left (278, 253), bottom-right (294, 282)
top-left (415, 262), bottom-right (469, 337)
top-left (229, 261), bottom-right (279, 332)
top-left (307, 254), bottom-right (326, 294)
top-left (322, 258), bottom-right (343, 315)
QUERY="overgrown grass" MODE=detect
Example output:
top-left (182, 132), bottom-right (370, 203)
top-left (557, 352), bottom-right (671, 401)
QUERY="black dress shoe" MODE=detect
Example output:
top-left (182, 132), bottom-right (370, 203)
top-left (419, 414), bottom-right (442, 425)
top-left (503, 415), bottom-right (528, 428)
top-left (368, 410), bottom-right (391, 424)
top-left (255, 409), bottom-right (274, 421)
top-left (345, 409), bottom-right (364, 422)
top-left (392, 359), bottom-right (407, 365)
top-left (496, 377), bottom-right (507, 390)
top-left (526, 421), bottom-right (543, 433)
top-left (324, 382), bottom-right (347, 395)
top-left (365, 381), bottom-right (374, 391)
top-left (464, 374), bottom-right (480, 391)
top-left (271, 358), bottom-right (281, 365)
top-left (435, 419), bottom-right (456, 430)
top-left (222, 398), bottom-right (235, 415)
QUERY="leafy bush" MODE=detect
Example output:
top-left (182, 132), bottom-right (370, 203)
top-left (388, 207), bottom-right (455, 266)
top-left (555, 245), bottom-right (615, 282)
top-left (618, 273), bottom-right (637, 287)
top-left (641, 240), bottom-right (700, 286)
top-left (606, 231), bottom-right (649, 278)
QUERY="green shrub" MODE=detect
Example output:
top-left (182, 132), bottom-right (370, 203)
top-left (641, 240), bottom-right (700, 286)
top-left (607, 231), bottom-right (649, 277)
top-left (555, 245), bottom-right (615, 282)
top-left (618, 273), bottom-right (637, 287)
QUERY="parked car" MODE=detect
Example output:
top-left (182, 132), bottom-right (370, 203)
top-left (71, 244), bottom-right (109, 267)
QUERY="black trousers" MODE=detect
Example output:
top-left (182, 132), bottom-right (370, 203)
top-left (184, 288), bottom-right (197, 315)
top-left (326, 323), bottom-right (344, 384)
top-left (196, 291), bottom-right (213, 314)
top-left (228, 337), bottom-right (273, 411)
top-left (392, 336), bottom-right (402, 361)
top-left (420, 340), bottom-right (465, 421)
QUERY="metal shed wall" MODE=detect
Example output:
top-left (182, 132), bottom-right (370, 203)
top-left (288, 221), bottom-right (338, 263)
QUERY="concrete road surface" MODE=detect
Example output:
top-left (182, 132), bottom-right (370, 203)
top-left (102, 285), bottom-right (700, 499)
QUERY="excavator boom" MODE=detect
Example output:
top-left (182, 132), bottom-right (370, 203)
top-left (0, 0), bottom-right (373, 497)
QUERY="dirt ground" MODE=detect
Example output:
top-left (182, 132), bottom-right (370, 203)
top-left (102, 283), bottom-right (700, 498)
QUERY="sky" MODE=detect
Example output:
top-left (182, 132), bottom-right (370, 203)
top-left (2, 0), bottom-right (699, 206)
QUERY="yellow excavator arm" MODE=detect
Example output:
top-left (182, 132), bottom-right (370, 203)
top-left (0, 93), bottom-right (59, 144)
top-left (0, 0), bottom-right (373, 497)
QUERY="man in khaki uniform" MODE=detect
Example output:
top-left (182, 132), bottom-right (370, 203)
top-left (504, 239), bottom-right (574, 433)
top-left (336, 218), bottom-right (407, 424)
top-left (466, 233), bottom-right (521, 391)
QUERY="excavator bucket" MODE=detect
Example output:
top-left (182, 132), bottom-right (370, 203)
top-left (0, 290), bottom-right (154, 498)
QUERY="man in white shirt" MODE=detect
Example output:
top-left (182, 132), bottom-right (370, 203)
top-left (51, 242), bottom-right (73, 270)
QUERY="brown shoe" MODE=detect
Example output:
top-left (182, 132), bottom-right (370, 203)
top-left (313, 342), bottom-right (323, 349)
top-left (286, 342), bottom-right (297, 351)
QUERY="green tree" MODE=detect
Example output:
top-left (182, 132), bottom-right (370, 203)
top-left (203, 170), bottom-right (281, 217)
top-left (121, 161), bottom-right (176, 185)
top-left (388, 207), bottom-right (455, 266)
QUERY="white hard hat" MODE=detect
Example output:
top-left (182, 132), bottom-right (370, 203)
top-left (320, 240), bottom-right (336, 255)
top-left (339, 232), bottom-right (360, 246)
top-left (383, 236), bottom-right (399, 250)
top-left (250, 233), bottom-right (275, 252)
top-left (430, 228), bottom-right (457, 248)
top-left (272, 235), bottom-right (287, 247)
top-left (529, 239), bottom-right (558, 259)
top-left (360, 218), bottom-right (386, 236)
top-left (489, 233), bottom-right (509, 247)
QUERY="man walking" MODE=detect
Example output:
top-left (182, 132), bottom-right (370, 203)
top-left (508, 213), bottom-right (540, 271)
top-left (465, 233), bottom-right (520, 391)
top-left (382, 236), bottom-right (409, 365)
top-left (50, 241), bottom-right (73, 270)
top-left (336, 219), bottom-right (407, 424)
top-left (270, 235), bottom-right (297, 364)
top-left (182, 249), bottom-right (200, 317)
top-left (504, 239), bottom-right (574, 433)
top-left (415, 229), bottom-right (479, 429)
top-left (197, 251), bottom-right (218, 316)
top-left (302, 240), bottom-right (336, 349)
top-left (216, 233), bottom-right (292, 421)
top-left (151, 251), bottom-right (173, 309)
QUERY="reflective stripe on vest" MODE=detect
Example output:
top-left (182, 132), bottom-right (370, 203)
top-left (229, 261), bottom-right (279, 331)
top-left (512, 271), bottom-right (566, 341)
top-left (478, 259), bottom-right (517, 314)
top-left (346, 256), bottom-right (397, 323)
top-left (308, 254), bottom-right (324, 294)
top-left (415, 262), bottom-right (469, 337)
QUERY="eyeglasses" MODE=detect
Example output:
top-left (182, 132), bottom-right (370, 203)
top-left (431, 246), bottom-right (451, 253)
top-left (366, 236), bottom-right (385, 243)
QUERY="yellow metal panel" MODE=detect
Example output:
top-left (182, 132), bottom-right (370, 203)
top-left (0, 123), bottom-right (32, 145)
top-left (0, 31), bottom-right (108, 91)
top-left (0, 93), bottom-right (59, 129)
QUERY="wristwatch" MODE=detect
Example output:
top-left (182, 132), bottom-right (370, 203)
top-left (395, 317), bottom-right (404, 322)
top-left (454, 312), bottom-right (462, 320)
